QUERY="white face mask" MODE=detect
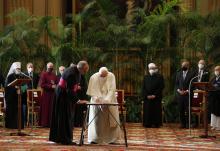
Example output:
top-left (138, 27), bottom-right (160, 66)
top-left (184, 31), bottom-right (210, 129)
top-left (28, 67), bottom-right (33, 73)
top-left (198, 64), bottom-right (204, 69)
top-left (14, 69), bottom-right (21, 75)
top-left (149, 69), bottom-right (155, 75)
top-left (215, 71), bottom-right (220, 77)
top-left (59, 71), bottom-right (64, 75)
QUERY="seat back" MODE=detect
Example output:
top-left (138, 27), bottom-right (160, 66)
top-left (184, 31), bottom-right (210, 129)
top-left (116, 89), bottom-right (124, 105)
top-left (27, 89), bottom-right (42, 110)
top-left (116, 89), bottom-right (126, 114)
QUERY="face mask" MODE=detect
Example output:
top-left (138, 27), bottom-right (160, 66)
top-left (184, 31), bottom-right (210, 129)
top-left (28, 67), bottom-right (33, 73)
top-left (182, 67), bottom-right (188, 71)
top-left (15, 69), bottom-right (21, 75)
top-left (60, 71), bottom-right (64, 75)
top-left (149, 69), bottom-right (155, 75)
top-left (198, 64), bottom-right (204, 69)
top-left (215, 71), bottom-right (220, 76)
top-left (47, 68), bottom-right (53, 72)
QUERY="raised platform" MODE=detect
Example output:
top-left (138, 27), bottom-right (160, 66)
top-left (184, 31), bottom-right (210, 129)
top-left (0, 123), bottom-right (220, 150)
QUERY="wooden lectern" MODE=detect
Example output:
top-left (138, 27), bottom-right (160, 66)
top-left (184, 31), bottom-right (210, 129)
top-left (192, 82), bottom-right (214, 138)
top-left (8, 78), bottom-right (31, 136)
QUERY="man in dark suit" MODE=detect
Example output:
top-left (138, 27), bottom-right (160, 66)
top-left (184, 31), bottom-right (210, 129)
top-left (175, 60), bottom-right (194, 128)
top-left (193, 59), bottom-right (209, 83)
top-left (22, 62), bottom-right (40, 126)
top-left (25, 63), bottom-right (40, 89)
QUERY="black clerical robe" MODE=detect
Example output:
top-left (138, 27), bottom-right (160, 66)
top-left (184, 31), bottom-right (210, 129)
top-left (74, 75), bottom-right (88, 127)
top-left (5, 73), bottom-right (24, 129)
top-left (142, 73), bottom-right (164, 127)
top-left (209, 77), bottom-right (220, 116)
top-left (49, 65), bottom-right (81, 145)
top-left (0, 71), bottom-right (4, 87)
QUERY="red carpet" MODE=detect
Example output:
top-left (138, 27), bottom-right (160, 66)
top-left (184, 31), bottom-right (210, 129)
top-left (0, 123), bottom-right (220, 150)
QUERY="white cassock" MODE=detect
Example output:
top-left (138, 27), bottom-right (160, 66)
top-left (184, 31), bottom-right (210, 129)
top-left (87, 72), bottom-right (120, 144)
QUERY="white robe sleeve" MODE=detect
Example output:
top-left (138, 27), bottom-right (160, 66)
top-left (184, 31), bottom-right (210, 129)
top-left (87, 74), bottom-right (101, 103)
top-left (104, 73), bottom-right (116, 103)
top-left (87, 76), bottom-right (94, 96)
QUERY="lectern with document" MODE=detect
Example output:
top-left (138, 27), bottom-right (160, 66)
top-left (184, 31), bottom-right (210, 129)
top-left (8, 78), bottom-right (31, 136)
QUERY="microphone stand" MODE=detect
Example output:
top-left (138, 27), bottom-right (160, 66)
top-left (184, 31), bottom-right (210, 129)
top-left (21, 72), bottom-right (35, 132)
top-left (188, 72), bottom-right (208, 136)
top-left (188, 75), bottom-right (199, 136)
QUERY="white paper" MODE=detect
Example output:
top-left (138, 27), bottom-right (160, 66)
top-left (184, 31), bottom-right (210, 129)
top-left (33, 92), bottom-right (38, 97)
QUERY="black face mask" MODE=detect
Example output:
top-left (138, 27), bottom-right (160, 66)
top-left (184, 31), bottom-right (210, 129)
top-left (182, 67), bottom-right (188, 71)
top-left (47, 68), bottom-right (53, 72)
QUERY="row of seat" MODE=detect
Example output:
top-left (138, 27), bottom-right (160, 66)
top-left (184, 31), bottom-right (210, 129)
top-left (0, 89), bottom-right (42, 127)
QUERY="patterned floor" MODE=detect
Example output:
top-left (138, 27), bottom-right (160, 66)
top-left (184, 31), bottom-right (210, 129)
top-left (0, 123), bottom-right (220, 150)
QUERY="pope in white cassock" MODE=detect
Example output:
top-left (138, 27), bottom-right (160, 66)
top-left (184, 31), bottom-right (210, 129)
top-left (87, 67), bottom-right (120, 144)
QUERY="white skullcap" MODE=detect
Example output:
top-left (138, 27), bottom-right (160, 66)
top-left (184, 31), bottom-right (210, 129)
top-left (99, 67), bottom-right (108, 74)
top-left (148, 63), bottom-right (156, 68)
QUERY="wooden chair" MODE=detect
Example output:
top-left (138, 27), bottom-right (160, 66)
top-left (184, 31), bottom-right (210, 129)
top-left (26, 89), bottom-right (42, 126)
top-left (191, 90), bottom-right (204, 127)
top-left (116, 89), bottom-right (126, 122)
top-left (0, 89), bottom-right (5, 127)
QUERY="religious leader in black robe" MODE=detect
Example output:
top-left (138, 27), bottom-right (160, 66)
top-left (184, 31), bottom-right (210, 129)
top-left (49, 61), bottom-right (89, 145)
top-left (74, 75), bottom-right (88, 127)
top-left (0, 69), bottom-right (4, 88)
top-left (142, 63), bottom-right (164, 128)
top-left (5, 62), bottom-right (25, 129)
top-left (209, 66), bottom-right (220, 130)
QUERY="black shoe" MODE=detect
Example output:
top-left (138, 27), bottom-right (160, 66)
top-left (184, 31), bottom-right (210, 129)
top-left (61, 141), bottom-right (77, 145)
top-left (191, 123), bottom-right (198, 128)
top-left (152, 125), bottom-right (160, 128)
top-left (144, 125), bottom-right (152, 128)
top-left (179, 125), bottom-right (186, 129)
top-left (109, 142), bottom-right (117, 145)
top-left (90, 141), bottom-right (98, 144)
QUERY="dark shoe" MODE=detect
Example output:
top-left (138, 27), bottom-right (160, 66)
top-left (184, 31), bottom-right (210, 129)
top-left (191, 123), bottom-right (198, 128)
top-left (90, 141), bottom-right (98, 144)
top-left (152, 125), bottom-right (160, 128)
top-left (109, 142), bottom-right (117, 145)
top-left (144, 125), bottom-right (152, 128)
top-left (179, 125), bottom-right (186, 129)
top-left (61, 141), bottom-right (77, 145)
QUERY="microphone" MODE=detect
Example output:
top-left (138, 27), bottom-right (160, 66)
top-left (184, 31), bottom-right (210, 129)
top-left (202, 72), bottom-right (208, 75)
top-left (20, 72), bottom-right (32, 79)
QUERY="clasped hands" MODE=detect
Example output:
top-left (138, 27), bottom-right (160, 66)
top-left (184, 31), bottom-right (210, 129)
top-left (177, 89), bottom-right (189, 96)
top-left (147, 95), bottom-right (156, 100)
